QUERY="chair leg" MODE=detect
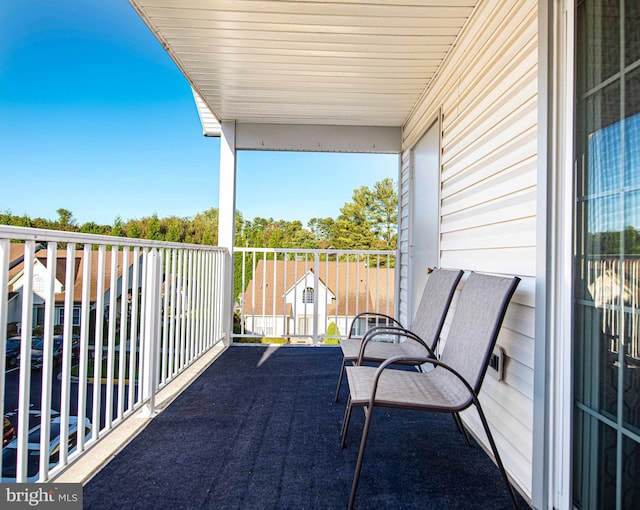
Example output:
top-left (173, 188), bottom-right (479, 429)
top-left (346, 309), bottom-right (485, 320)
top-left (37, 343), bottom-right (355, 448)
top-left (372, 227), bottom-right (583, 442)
top-left (348, 405), bottom-right (373, 510)
top-left (472, 401), bottom-right (520, 510)
top-left (453, 412), bottom-right (472, 447)
top-left (341, 396), bottom-right (353, 448)
top-left (335, 358), bottom-right (347, 402)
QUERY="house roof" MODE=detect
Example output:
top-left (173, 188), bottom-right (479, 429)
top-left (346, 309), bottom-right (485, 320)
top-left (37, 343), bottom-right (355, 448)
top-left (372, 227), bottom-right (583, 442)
top-left (130, 0), bottom-right (479, 128)
top-left (8, 244), bottom-right (138, 304)
top-left (241, 259), bottom-right (393, 317)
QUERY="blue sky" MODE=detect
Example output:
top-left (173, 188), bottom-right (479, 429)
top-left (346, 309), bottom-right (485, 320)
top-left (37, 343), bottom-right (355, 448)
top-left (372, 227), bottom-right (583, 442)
top-left (0, 0), bottom-right (397, 228)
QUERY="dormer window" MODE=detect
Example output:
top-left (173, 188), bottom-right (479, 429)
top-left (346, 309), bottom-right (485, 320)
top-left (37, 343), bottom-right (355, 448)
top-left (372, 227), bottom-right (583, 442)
top-left (302, 287), bottom-right (314, 304)
top-left (33, 274), bottom-right (45, 293)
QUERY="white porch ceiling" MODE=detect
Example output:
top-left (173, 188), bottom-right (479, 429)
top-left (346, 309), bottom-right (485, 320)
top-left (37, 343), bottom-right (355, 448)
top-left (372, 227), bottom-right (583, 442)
top-left (130, 0), bottom-right (478, 127)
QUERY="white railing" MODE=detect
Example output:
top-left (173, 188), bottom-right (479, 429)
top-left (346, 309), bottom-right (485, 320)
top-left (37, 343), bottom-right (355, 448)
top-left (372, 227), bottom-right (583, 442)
top-left (233, 247), bottom-right (395, 345)
top-left (0, 226), bottom-right (229, 483)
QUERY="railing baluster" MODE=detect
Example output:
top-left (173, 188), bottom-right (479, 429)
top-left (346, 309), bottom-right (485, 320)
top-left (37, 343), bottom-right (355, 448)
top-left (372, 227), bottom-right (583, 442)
top-left (105, 247), bottom-right (118, 430)
top-left (17, 241), bottom-right (35, 483)
top-left (179, 249), bottom-right (187, 370)
top-left (129, 246), bottom-right (140, 412)
top-left (0, 239), bottom-right (9, 478)
top-left (118, 247), bottom-right (129, 419)
top-left (92, 245), bottom-right (106, 439)
top-left (0, 239), bottom-right (11, 473)
top-left (60, 243), bottom-right (76, 466)
top-left (77, 244), bottom-right (92, 450)
top-left (168, 249), bottom-right (177, 378)
top-left (38, 242), bottom-right (57, 482)
top-left (161, 248), bottom-right (170, 384)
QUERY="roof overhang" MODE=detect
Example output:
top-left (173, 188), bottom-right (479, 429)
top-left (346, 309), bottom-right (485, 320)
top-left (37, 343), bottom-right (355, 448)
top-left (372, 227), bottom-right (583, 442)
top-left (129, 0), bottom-right (478, 150)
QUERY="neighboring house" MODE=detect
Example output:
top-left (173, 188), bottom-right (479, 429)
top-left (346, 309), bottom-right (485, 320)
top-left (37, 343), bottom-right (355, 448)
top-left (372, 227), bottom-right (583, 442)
top-left (239, 259), bottom-right (393, 340)
top-left (7, 244), bottom-right (139, 333)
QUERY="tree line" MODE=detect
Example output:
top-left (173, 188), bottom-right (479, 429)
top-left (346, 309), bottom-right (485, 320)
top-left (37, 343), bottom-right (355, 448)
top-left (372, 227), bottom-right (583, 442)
top-left (1, 178), bottom-right (398, 251)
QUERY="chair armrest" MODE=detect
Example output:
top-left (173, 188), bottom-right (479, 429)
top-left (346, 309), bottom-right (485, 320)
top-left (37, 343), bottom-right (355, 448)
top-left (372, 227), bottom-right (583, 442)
top-left (356, 327), bottom-right (436, 365)
top-left (348, 312), bottom-right (403, 338)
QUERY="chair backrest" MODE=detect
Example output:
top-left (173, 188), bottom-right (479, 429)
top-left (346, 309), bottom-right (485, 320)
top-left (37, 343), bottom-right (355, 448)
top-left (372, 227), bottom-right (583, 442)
top-left (411, 268), bottom-right (464, 351)
top-left (439, 272), bottom-right (520, 392)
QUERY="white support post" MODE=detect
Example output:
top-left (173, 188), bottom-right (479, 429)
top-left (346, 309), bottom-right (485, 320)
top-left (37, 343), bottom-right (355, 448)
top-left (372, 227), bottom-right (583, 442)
top-left (313, 253), bottom-right (320, 345)
top-left (140, 248), bottom-right (161, 418)
top-left (218, 120), bottom-right (237, 346)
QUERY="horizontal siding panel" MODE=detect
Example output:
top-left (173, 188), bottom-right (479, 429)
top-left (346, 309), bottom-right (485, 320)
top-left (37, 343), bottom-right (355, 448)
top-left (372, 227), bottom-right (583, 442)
top-left (509, 275), bottom-right (536, 308)
top-left (503, 300), bottom-right (536, 338)
top-left (498, 328), bottom-right (535, 369)
top-left (442, 100), bottom-right (537, 181)
top-left (454, 2), bottom-right (537, 94)
top-left (443, 57), bottom-right (537, 159)
top-left (443, 29), bottom-right (538, 137)
top-left (462, 396), bottom-right (533, 496)
top-left (503, 357), bottom-right (534, 400)
top-left (444, 12), bottom-right (538, 136)
top-left (483, 376), bottom-right (534, 428)
top-left (441, 189), bottom-right (537, 233)
top-left (441, 247), bottom-right (536, 276)
top-left (441, 158), bottom-right (537, 216)
top-left (442, 128), bottom-right (537, 198)
top-left (441, 217), bottom-right (536, 251)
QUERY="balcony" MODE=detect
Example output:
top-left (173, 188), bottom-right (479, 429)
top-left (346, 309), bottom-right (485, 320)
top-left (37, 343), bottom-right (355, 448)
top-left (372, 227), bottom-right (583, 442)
top-left (0, 226), bottom-right (529, 507)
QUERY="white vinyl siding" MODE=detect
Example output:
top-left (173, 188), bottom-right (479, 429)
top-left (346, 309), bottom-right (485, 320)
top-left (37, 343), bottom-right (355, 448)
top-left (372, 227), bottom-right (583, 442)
top-left (398, 0), bottom-right (537, 500)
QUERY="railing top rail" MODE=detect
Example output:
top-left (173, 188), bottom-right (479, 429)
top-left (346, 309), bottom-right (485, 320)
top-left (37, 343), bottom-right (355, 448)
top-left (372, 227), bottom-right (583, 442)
top-left (0, 225), bottom-right (229, 253)
top-left (233, 247), bottom-right (395, 256)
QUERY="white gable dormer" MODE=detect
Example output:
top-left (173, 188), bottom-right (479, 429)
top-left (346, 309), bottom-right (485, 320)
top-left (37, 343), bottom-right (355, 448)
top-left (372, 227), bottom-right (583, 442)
top-left (284, 270), bottom-right (335, 307)
top-left (10, 257), bottom-right (64, 301)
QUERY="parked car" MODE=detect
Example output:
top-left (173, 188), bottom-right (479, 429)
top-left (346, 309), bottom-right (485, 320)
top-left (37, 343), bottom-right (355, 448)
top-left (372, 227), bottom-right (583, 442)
top-left (31, 336), bottom-right (80, 370)
top-left (5, 337), bottom-right (20, 369)
top-left (1, 415), bottom-right (91, 482)
top-left (3, 417), bottom-right (16, 447)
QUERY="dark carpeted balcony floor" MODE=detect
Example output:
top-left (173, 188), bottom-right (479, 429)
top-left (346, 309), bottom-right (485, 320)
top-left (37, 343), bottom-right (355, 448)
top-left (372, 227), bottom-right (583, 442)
top-left (83, 346), bottom-right (528, 509)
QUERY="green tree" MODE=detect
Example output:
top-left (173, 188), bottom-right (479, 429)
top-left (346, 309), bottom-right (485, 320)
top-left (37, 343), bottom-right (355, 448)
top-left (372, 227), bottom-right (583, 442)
top-left (0, 211), bottom-right (32, 227)
top-left (165, 217), bottom-right (186, 243)
top-left (56, 208), bottom-right (76, 230)
top-left (308, 217), bottom-right (335, 247)
top-left (79, 222), bottom-right (110, 235)
top-left (369, 178), bottom-right (398, 248)
top-left (147, 214), bottom-right (163, 240)
top-left (111, 216), bottom-right (126, 237)
top-left (190, 208), bottom-right (218, 245)
top-left (330, 178), bottom-right (397, 251)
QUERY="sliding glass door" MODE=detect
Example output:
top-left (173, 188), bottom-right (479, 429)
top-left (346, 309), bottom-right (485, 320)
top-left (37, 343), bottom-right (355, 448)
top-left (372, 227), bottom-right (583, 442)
top-left (573, 1), bottom-right (640, 508)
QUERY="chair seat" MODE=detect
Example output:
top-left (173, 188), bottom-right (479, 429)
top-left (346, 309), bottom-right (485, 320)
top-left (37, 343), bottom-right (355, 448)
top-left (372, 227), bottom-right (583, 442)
top-left (345, 365), bottom-right (471, 411)
top-left (339, 338), bottom-right (429, 363)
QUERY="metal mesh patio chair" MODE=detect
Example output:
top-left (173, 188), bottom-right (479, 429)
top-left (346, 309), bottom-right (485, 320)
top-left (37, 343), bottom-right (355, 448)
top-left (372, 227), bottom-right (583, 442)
top-left (334, 268), bottom-right (463, 401)
top-left (341, 272), bottom-right (521, 510)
